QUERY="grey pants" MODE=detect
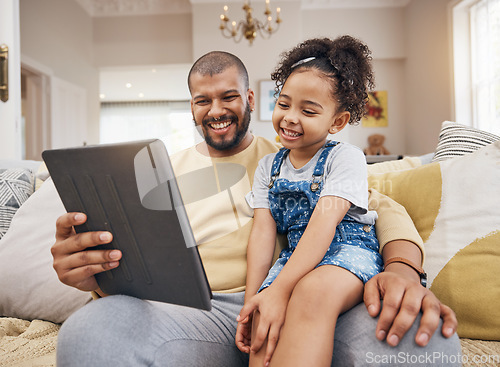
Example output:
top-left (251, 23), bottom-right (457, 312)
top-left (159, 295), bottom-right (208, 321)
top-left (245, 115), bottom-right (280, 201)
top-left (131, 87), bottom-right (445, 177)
top-left (57, 292), bottom-right (461, 366)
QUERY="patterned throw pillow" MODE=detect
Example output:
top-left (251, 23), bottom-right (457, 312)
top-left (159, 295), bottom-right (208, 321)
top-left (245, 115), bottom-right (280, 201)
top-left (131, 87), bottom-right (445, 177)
top-left (368, 141), bottom-right (500, 340)
top-left (0, 168), bottom-right (34, 239)
top-left (432, 121), bottom-right (500, 162)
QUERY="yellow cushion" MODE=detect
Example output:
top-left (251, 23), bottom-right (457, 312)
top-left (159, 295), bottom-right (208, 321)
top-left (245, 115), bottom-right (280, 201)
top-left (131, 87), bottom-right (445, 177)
top-left (368, 141), bottom-right (500, 340)
top-left (367, 156), bottom-right (422, 175)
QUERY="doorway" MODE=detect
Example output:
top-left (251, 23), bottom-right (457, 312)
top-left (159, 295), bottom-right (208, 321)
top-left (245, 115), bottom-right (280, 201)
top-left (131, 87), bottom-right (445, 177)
top-left (20, 65), bottom-right (51, 161)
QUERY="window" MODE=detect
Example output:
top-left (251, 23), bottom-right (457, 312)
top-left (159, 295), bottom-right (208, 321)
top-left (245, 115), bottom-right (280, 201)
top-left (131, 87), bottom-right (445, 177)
top-left (470, 0), bottom-right (500, 134)
top-left (453, 0), bottom-right (500, 135)
top-left (100, 101), bottom-right (201, 154)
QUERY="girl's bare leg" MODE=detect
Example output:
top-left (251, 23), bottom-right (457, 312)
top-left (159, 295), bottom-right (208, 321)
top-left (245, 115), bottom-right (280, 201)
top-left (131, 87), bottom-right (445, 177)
top-left (248, 310), bottom-right (267, 367)
top-left (270, 266), bottom-right (364, 367)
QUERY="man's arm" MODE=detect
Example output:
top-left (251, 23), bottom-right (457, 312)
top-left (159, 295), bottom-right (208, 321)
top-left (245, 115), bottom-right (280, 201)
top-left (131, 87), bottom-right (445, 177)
top-left (364, 190), bottom-right (457, 347)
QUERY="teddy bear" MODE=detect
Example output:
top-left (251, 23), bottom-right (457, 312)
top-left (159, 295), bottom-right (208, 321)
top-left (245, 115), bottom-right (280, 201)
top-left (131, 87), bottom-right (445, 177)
top-left (363, 134), bottom-right (391, 155)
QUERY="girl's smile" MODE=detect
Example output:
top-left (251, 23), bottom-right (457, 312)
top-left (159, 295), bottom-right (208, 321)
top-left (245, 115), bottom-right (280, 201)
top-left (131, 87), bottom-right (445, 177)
top-left (281, 127), bottom-right (303, 139)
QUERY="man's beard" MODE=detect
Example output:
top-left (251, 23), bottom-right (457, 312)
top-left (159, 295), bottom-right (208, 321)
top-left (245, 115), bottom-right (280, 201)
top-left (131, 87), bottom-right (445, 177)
top-left (195, 103), bottom-right (251, 151)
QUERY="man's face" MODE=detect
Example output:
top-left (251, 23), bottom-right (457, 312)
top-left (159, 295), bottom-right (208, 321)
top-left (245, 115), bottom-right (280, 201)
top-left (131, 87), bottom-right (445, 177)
top-left (190, 66), bottom-right (255, 152)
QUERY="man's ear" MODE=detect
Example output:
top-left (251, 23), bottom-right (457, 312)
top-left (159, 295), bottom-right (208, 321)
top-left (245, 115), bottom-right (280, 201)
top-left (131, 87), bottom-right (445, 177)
top-left (329, 111), bottom-right (350, 134)
top-left (247, 88), bottom-right (256, 111)
top-left (190, 99), bottom-right (196, 120)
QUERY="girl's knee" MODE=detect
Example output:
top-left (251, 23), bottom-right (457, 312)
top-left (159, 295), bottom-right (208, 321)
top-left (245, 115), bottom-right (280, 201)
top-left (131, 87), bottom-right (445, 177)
top-left (292, 267), bottom-right (337, 300)
top-left (288, 274), bottom-right (332, 315)
top-left (289, 267), bottom-right (363, 315)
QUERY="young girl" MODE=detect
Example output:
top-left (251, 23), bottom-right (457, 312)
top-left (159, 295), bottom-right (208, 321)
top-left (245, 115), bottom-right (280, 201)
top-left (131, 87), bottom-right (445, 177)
top-left (236, 36), bottom-right (384, 367)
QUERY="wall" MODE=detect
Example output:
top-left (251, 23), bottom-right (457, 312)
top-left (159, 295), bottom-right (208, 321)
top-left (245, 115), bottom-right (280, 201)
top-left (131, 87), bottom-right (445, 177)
top-left (404, 0), bottom-right (453, 155)
top-left (301, 7), bottom-right (406, 59)
top-left (93, 13), bottom-right (193, 66)
top-left (20, 0), bottom-right (100, 144)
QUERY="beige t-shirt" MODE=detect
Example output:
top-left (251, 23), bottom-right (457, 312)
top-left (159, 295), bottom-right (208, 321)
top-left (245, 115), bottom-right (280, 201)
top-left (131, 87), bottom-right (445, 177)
top-left (170, 137), bottom-right (424, 293)
top-left (170, 136), bottom-right (281, 293)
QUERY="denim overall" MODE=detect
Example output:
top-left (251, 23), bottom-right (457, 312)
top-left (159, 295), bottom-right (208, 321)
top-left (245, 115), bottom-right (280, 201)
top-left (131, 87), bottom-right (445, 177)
top-left (259, 141), bottom-right (383, 292)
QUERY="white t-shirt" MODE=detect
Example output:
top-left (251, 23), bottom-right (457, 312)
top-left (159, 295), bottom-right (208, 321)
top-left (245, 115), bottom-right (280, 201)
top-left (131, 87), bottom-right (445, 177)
top-left (247, 142), bottom-right (377, 225)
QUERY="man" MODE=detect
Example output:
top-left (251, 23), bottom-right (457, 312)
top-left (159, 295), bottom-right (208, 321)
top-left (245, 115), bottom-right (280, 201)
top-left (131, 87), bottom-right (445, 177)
top-left (53, 51), bottom-right (460, 366)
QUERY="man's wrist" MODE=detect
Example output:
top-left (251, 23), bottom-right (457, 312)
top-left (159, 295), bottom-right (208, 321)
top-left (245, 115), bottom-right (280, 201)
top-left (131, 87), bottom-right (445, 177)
top-left (384, 257), bottom-right (427, 287)
top-left (384, 262), bottom-right (420, 282)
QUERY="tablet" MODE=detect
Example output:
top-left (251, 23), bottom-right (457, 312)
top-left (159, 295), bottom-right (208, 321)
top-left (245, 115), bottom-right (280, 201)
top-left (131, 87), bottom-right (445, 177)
top-left (42, 139), bottom-right (212, 310)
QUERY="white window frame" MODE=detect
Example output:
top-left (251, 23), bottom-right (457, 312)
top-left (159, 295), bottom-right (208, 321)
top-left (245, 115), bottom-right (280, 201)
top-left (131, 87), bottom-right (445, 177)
top-left (452, 0), bottom-right (500, 134)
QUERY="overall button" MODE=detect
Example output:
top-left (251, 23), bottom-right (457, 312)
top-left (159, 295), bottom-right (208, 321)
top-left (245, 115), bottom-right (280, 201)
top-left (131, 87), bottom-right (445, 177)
top-left (310, 182), bottom-right (320, 192)
top-left (362, 225), bottom-right (371, 233)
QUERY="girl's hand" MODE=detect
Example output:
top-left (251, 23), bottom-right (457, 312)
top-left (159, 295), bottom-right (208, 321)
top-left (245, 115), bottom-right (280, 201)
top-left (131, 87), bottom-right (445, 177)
top-left (235, 313), bottom-right (252, 354)
top-left (237, 286), bottom-right (289, 365)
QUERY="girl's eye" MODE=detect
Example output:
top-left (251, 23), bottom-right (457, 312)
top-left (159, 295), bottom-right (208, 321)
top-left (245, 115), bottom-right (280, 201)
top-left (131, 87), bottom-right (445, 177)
top-left (303, 110), bottom-right (317, 115)
top-left (278, 102), bottom-right (289, 109)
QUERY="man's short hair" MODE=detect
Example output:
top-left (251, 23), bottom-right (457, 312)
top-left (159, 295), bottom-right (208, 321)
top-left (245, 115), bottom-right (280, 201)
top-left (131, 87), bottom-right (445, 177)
top-left (188, 51), bottom-right (249, 92)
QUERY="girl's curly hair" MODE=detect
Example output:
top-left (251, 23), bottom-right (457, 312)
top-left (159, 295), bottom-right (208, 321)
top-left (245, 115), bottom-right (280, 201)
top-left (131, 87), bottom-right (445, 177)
top-left (271, 35), bottom-right (374, 124)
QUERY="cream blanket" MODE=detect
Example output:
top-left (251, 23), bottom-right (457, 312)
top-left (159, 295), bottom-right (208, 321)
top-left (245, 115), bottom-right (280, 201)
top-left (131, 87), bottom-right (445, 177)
top-left (0, 318), bottom-right (59, 367)
top-left (1, 317), bottom-right (500, 366)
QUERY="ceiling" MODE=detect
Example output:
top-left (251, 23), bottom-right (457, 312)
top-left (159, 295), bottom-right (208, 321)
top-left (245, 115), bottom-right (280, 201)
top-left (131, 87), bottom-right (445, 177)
top-left (76, 0), bottom-right (411, 17)
top-left (74, 0), bottom-right (192, 17)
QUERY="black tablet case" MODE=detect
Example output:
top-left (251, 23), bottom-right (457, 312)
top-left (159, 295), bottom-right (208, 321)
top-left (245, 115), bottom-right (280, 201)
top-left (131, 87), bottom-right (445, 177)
top-left (42, 139), bottom-right (212, 310)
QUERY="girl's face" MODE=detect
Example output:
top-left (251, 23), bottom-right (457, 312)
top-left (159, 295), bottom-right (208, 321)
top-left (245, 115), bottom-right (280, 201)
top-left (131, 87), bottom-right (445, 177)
top-left (272, 69), bottom-right (349, 156)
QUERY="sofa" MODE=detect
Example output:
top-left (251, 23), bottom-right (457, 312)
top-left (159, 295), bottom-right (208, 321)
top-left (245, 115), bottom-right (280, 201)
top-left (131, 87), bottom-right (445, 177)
top-left (0, 121), bottom-right (499, 366)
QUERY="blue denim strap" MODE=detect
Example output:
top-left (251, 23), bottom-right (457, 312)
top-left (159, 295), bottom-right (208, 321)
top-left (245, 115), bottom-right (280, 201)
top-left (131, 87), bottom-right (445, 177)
top-left (310, 141), bottom-right (339, 191)
top-left (268, 141), bottom-right (339, 190)
top-left (268, 147), bottom-right (289, 189)
top-left (312, 140), bottom-right (339, 176)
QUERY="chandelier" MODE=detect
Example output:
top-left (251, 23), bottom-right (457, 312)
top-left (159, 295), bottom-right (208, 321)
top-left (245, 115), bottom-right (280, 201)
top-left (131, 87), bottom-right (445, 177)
top-left (219, 0), bottom-right (282, 45)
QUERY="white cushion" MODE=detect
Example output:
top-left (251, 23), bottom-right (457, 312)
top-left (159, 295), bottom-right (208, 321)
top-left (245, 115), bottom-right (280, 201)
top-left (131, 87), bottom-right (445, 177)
top-left (0, 178), bottom-right (92, 323)
top-left (369, 141), bottom-right (500, 340)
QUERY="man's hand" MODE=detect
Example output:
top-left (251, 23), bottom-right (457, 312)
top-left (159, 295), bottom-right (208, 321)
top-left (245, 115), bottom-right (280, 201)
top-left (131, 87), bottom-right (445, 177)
top-left (364, 270), bottom-right (457, 347)
top-left (51, 212), bottom-right (121, 293)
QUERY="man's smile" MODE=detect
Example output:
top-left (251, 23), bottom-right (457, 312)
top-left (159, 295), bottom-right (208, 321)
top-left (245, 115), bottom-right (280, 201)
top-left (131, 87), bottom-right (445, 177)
top-left (209, 120), bottom-right (233, 130)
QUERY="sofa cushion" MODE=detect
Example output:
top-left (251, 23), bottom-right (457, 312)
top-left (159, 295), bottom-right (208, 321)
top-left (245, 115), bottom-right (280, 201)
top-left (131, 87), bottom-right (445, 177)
top-left (368, 141), bottom-right (500, 341)
top-left (0, 168), bottom-right (34, 240)
top-left (432, 121), bottom-right (500, 162)
top-left (0, 178), bottom-right (92, 323)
